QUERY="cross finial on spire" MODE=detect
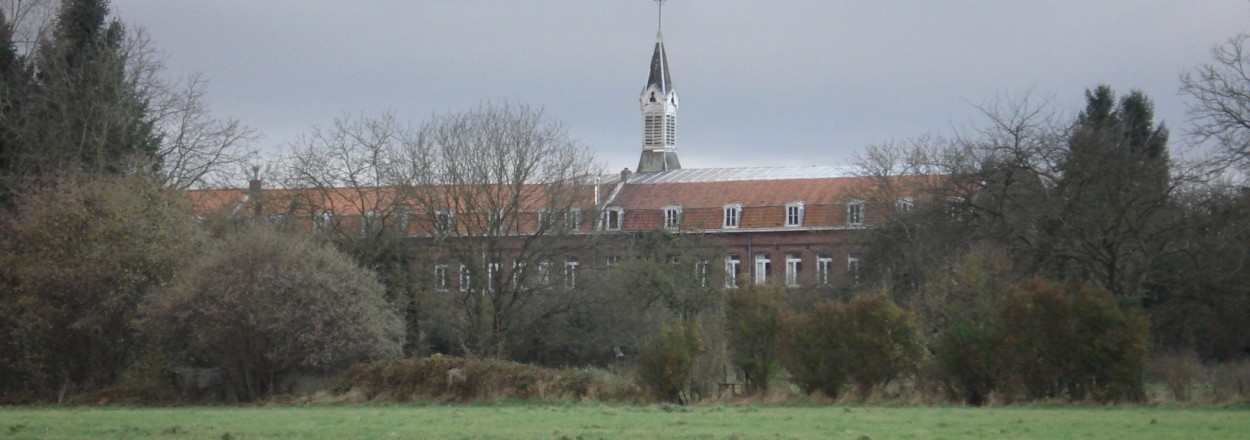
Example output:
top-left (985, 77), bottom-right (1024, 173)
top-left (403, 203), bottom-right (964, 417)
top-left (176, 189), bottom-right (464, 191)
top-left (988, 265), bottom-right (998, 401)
top-left (655, 0), bottom-right (667, 33)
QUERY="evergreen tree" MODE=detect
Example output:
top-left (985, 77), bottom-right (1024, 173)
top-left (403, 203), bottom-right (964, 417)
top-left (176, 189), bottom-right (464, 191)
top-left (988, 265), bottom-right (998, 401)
top-left (1055, 85), bottom-right (1172, 298)
top-left (24, 0), bottom-right (158, 177)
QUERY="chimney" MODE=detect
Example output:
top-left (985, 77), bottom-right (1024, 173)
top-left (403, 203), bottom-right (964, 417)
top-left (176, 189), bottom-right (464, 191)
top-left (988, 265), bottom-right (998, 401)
top-left (248, 178), bottom-right (263, 217)
top-left (620, 168), bottom-right (632, 183)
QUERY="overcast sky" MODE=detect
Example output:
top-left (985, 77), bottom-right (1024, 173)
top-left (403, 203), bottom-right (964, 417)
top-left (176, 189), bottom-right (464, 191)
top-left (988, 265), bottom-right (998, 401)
top-left (108, 0), bottom-right (1249, 173)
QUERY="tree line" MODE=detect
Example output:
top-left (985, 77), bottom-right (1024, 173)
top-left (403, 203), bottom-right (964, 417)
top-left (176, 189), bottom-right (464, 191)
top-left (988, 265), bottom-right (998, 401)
top-left (3, 0), bottom-right (1250, 403)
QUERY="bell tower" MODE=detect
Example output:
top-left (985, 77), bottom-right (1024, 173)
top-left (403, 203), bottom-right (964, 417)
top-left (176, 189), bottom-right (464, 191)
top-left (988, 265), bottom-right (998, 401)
top-left (637, 0), bottom-right (681, 173)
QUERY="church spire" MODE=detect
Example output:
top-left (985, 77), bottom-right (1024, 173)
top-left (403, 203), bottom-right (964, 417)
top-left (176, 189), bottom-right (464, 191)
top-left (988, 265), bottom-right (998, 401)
top-left (637, 0), bottom-right (681, 173)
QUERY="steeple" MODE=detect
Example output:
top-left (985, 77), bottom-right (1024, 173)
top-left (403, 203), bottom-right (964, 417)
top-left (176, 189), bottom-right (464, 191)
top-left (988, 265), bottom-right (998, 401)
top-left (637, 0), bottom-right (680, 173)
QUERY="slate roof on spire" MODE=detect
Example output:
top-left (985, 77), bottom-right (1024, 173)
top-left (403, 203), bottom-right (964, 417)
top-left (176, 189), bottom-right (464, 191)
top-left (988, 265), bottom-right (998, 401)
top-left (646, 30), bottom-right (673, 94)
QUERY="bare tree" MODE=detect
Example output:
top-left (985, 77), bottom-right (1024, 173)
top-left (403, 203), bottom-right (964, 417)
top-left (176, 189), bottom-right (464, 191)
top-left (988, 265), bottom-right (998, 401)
top-left (403, 103), bottom-right (600, 358)
top-left (1182, 33), bottom-right (1250, 174)
top-left (277, 112), bottom-right (420, 353)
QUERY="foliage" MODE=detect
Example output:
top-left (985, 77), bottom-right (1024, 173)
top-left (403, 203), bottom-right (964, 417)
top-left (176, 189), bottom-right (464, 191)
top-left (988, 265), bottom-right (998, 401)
top-left (137, 225), bottom-right (402, 402)
top-left (996, 279), bottom-right (1149, 402)
top-left (839, 294), bottom-right (925, 395)
top-left (0, 172), bottom-right (203, 402)
top-left (780, 295), bottom-right (923, 399)
top-left (0, 0), bottom-right (254, 199)
top-left (726, 284), bottom-right (783, 395)
top-left (636, 320), bottom-right (704, 403)
top-left (779, 301), bottom-right (850, 398)
top-left (932, 319), bottom-right (1000, 405)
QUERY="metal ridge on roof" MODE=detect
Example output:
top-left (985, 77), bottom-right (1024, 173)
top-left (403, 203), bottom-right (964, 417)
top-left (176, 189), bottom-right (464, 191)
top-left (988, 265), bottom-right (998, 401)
top-left (614, 166), bottom-right (857, 184)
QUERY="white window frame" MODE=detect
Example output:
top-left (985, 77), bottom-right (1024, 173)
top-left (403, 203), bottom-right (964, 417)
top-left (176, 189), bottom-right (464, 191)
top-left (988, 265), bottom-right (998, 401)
top-left (784, 202), bottom-right (805, 227)
top-left (435, 211), bottom-right (454, 233)
top-left (564, 257), bottom-right (579, 289)
top-left (897, 197), bottom-right (915, 213)
top-left (785, 252), bottom-right (802, 287)
top-left (816, 253), bottom-right (833, 285)
top-left (360, 210), bottom-right (379, 235)
top-left (486, 261), bottom-right (501, 290)
top-left (434, 264), bottom-right (449, 291)
top-left (538, 260), bottom-right (552, 286)
top-left (512, 259), bottom-right (526, 289)
top-left (565, 208), bottom-right (582, 231)
top-left (314, 211), bottom-right (333, 233)
top-left (459, 263), bottom-right (472, 292)
top-left (695, 260), bottom-right (709, 287)
top-left (848, 253), bottom-right (861, 281)
top-left (603, 207), bottom-right (624, 231)
top-left (663, 205), bottom-right (682, 230)
top-left (754, 253), bottom-right (771, 285)
top-left (724, 255), bottom-right (741, 289)
top-left (847, 200), bottom-right (865, 226)
top-left (723, 204), bottom-right (742, 229)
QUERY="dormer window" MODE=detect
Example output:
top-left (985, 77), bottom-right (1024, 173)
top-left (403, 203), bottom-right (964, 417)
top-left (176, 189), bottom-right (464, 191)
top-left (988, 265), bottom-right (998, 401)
top-left (565, 208), bottom-right (583, 231)
top-left (603, 207), bottom-right (624, 231)
top-left (785, 202), bottom-right (804, 227)
top-left (897, 197), bottom-right (915, 213)
top-left (649, 92), bottom-right (657, 103)
top-left (847, 200), bottom-right (865, 226)
top-left (663, 205), bottom-right (682, 230)
top-left (435, 211), bottom-right (454, 233)
top-left (723, 204), bottom-right (742, 229)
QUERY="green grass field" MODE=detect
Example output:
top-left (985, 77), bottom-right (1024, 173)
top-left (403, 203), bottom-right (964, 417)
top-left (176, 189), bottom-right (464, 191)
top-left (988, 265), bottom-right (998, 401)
top-left (1, 404), bottom-right (1246, 439)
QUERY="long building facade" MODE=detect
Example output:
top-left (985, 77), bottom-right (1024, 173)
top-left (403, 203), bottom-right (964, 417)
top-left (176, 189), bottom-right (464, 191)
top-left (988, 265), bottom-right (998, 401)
top-left (189, 20), bottom-right (891, 294)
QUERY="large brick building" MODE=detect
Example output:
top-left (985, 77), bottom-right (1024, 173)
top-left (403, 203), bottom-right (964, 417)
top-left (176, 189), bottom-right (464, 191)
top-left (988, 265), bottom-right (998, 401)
top-left (190, 21), bottom-right (888, 293)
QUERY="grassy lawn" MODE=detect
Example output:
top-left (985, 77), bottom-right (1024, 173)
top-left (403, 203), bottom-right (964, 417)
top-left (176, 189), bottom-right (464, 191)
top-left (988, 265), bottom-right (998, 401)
top-left (0, 404), bottom-right (1246, 439)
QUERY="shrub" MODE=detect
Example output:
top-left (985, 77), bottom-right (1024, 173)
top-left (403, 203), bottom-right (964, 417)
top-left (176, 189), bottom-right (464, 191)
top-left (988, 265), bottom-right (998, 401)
top-left (932, 319), bottom-right (1000, 405)
top-left (637, 320), bottom-right (704, 403)
top-left (138, 225), bottom-right (403, 401)
top-left (779, 301), bottom-right (850, 398)
top-left (726, 284), bottom-right (784, 395)
top-left (334, 355), bottom-right (639, 402)
top-left (839, 294), bottom-right (925, 396)
top-left (994, 279), bottom-right (1149, 402)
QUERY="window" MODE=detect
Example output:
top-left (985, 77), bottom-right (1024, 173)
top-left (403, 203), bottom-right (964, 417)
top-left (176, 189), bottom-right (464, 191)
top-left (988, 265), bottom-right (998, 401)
top-left (459, 263), bottom-right (472, 292)
top-left (754, 253), bottom-right (771, 285)
top-left (695, 260), bottom-right (709, 287)
top-left (897, 197), bottom-right (914, 213)
top-left (360, 210), bottom-right (379, 235)
top-left (785, 202), bottom-right (804, 227)
top-left (848, 253), bottom-right (861, 282)
top-left (434, 264), bottom-right (449, 291)
top-left (606, 255), bottom-right (620, 268)
top-left (948, 196), bottom-right (968, 219)
top-left (489, 210), bottom-right (506, 232)
top-left (665, 114), bottom-right (676, 146)
top-left (663, 205), bottom-right (682, 230)
top-left (785, 253), bottom-right (802, 287)
top-left (723, 204), bottom-right (742, 228)
top-left (847, 200), bottom-right (865, 226)
top-left (314, 212), bottom-right (333, 233)
top-left (564, 257), bottom-right (579, 289)
top-left (512, 259), bottom-right (526, 288)
top-left (724, 255), bottom-right (741, 289)
top-left (816, 253), bottom-right (833, 285)
top-left (435, 211), bottom-right (454, 233)
top-left (486, 261), bottom-right (500, 290)
top-left (565, 208), bottom-right (583, 231)
top-left (538, 260), bottom-right (552, 286)
top-left (397, 209), bottom-right (411, 236)
top-left (603, 207), bottom-right (623, 231)
top-left (537, 209), bottom-right (551, 230)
